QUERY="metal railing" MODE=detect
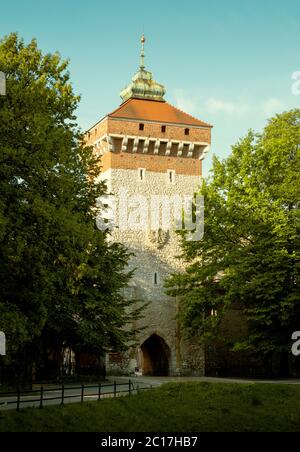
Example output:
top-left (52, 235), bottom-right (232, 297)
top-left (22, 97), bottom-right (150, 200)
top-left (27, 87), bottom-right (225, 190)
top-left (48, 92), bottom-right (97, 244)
top-left (0, 380), bottom-right (152, 411)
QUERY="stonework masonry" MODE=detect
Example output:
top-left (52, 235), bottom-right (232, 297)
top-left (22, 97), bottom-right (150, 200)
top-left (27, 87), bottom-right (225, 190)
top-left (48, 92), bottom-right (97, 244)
top-left (100, 167), bottom-right (206, 376)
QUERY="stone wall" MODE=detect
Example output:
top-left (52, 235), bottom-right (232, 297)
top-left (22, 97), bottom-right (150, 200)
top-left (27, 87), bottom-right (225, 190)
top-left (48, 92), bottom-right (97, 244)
top-left (101, 167), bottom-right (205, 376)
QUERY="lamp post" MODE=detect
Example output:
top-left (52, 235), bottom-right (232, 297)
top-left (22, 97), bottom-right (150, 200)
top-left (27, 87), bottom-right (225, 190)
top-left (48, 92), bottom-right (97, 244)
top-left (0, 71), bottom-right (6, 96)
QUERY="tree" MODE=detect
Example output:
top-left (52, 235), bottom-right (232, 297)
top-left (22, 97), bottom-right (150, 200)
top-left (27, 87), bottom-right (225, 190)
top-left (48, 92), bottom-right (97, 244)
top-left (166, 110), bottom-right (300, 376)
top-left (0, 34), bottom-right (139, 384)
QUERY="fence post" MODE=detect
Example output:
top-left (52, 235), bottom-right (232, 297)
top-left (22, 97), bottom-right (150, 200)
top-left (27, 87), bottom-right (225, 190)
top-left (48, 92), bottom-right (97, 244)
top-left (40, 386), bottom-right (44, 409)
top-left (16, 389), bottom-right (20, 412)
top-left (61, 384), bottom-right (65, 406)
top-left (114, 380), bottom-right (117, 398)
top-left (98, 383), bottom-right (101, 401)
top-left (129, 379), bottom-right (131, 396)
top-left (81, 384), bottom-right (84, 403)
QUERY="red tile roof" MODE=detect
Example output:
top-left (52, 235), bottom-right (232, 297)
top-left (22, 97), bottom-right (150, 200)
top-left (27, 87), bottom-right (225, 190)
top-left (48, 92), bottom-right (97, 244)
top-left (108, 98), bottom-right (212, 128)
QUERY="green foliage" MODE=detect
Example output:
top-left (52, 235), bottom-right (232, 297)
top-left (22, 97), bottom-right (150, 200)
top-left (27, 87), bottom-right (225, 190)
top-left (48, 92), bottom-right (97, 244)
top-left (167, 110), bottom-right (300, 358)
top-left (0, 33), bottom-right (139, 379)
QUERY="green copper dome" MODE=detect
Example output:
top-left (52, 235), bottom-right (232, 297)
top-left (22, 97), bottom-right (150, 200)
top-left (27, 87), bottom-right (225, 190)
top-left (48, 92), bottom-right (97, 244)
top-left (120, 36), bottom-right (166, 103)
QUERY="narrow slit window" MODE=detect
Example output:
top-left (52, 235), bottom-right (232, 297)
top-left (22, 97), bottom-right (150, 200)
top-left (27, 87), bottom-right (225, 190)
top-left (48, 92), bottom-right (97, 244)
top-left (154, 272), bottom-right (158, 285)
top-left (139, 168), bottom-right (146, 181)
top-left (161, 125), bottom-right (166, 133)
top-left (167, 170), bottom-right (176, 184)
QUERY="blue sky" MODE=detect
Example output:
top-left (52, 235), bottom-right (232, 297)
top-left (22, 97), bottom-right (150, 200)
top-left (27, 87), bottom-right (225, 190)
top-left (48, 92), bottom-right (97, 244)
top-left (1, 0), bottom-right (300, 175)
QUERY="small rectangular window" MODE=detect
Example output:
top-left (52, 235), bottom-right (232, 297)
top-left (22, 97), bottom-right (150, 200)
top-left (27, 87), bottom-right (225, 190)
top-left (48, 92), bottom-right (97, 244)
top-left (154, 272), bottom-right (158, 285)
top-left (139, 123), bottom-right (145, 131)
top-left (138, 168), bottom-right (146, 181)
top-left (167, 170), bottom-right (175, 184)
top-left (185, 128), bottom-right (190, 136)
top-left (161, 125), bottom-right (166, 133)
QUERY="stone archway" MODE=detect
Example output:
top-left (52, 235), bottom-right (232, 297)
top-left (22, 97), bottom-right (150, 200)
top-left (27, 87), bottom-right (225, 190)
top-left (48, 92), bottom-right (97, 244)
top-left (141, 334), bottom-right (170, 376)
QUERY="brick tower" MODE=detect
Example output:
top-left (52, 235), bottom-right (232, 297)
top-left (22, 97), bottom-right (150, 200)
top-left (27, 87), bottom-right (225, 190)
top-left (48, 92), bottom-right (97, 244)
top-left (86, 36), bottom-right (212, 376)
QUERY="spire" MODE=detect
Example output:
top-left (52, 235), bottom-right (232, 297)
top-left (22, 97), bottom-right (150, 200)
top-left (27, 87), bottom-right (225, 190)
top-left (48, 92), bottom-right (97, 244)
top-left (140, 34), bottom-right (146, 70)
top-left (120, 35), bottom-right (166, 103)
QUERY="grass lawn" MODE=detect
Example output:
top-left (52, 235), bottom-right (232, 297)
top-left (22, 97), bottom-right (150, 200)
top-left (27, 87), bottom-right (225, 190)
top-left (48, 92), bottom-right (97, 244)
top-left (0, 382), bottom-right (300, 432)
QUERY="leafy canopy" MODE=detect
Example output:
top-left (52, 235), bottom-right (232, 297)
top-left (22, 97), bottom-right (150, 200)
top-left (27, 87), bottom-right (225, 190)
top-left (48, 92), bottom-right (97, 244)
top-left (167, 109), bottom-right (300, 356)
top-left (0, 34), bottom-right (139, 370)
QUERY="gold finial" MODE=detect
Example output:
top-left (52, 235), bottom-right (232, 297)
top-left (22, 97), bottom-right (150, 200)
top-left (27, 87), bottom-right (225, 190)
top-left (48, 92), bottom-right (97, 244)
top-left (140, 34), bottom-right (146, 69)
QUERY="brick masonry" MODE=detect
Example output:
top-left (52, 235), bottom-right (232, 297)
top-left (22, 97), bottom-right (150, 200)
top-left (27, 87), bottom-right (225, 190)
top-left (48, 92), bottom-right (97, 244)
top-left (100, 152), bottom-right (202, 176)
top-left (86, 116), bottom-right (211, 144)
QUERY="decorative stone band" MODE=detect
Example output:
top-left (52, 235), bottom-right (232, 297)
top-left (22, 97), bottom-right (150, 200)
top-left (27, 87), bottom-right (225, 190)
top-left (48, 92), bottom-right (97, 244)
top-left (94, 134), bottom-right (210, 160)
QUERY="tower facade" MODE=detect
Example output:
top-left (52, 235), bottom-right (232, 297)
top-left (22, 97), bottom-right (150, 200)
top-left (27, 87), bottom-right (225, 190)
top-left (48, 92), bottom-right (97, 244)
top-left (86, 37), bottom-right (212, 376)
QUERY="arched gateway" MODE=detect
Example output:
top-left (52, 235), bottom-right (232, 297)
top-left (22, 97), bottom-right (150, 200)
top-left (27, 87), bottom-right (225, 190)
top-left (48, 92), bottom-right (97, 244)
top-left (141, 334), bottom-right (170, 376)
